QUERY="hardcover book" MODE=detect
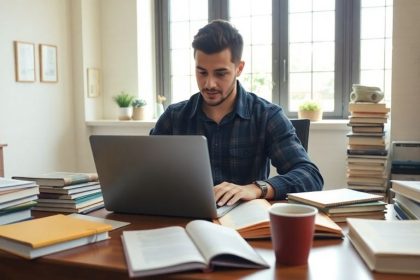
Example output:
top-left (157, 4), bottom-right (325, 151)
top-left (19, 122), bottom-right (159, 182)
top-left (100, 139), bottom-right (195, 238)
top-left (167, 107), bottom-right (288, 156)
top-left (13, 172), bottom-right (99, 187)
top-left (390, 180), bottom-right (420, 203)
top-left (0, 214), bottom-right (112, 259)
top-left (347, 218), bottom-right (420, 274)
top-left (121, 220), bottom-right (269, 278)
top-left (348, 102), bottom-right (390, 113)
top-left (287, 188), bottom-right (384, 209)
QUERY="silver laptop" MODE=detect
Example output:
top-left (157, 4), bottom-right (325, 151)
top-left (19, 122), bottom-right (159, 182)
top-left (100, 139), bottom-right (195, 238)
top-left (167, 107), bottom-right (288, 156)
top-left (89, 135), bottom-right (237, 219)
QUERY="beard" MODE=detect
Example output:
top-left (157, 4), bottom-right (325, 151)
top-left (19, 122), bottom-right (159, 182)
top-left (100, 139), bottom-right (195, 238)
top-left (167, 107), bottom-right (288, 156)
top-left (201, 77), bottom-right (237, 107)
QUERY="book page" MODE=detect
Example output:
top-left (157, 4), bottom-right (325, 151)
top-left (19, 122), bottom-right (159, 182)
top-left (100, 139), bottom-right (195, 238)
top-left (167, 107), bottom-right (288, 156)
top-left (217, 199), bottom-right (271, 230)
top-left (122, 226), bottom-right (206, 274)
top-left (186, 220), bottom-right (268, 268)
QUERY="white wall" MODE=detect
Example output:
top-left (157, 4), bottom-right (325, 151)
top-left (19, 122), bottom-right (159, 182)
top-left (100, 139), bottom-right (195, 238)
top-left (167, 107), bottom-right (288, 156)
top-left (0, 0), bottom-right (77, 176)
top-left (391, 0), bottom-right (420, 142)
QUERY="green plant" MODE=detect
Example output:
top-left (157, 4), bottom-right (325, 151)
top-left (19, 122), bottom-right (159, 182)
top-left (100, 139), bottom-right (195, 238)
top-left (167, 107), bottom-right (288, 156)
top-left (113, 91), bottom-right (135, 107)
top-left (298, 100), bottom-right (322, 112)
top-left (132, 99), bottom-right (147, 108)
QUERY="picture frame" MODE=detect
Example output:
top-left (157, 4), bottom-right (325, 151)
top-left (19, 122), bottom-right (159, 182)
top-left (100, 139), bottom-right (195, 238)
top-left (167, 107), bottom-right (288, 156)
top-left (14, 41), bottom-right (36, 82)
top-left (87, 68), bottom-right (100, 98)
top-left (39, 44), bottom-right (58, 82)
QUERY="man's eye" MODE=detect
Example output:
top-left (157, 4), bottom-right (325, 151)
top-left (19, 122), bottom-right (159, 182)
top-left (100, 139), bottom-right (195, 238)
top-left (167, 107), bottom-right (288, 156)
top-left (198, 71), bottom-right (207, 76)
top-left (216, 72), bottom-right (227, 77)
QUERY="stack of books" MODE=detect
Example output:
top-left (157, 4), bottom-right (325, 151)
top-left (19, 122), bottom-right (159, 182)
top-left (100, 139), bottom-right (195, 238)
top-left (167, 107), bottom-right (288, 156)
top-left (0, 178), bottom-right (39, 225)
top-left (12, 172), bottom-right (104, 214)
top-left (347, 101), bottom-right (390, 197)
top-left (0, 214), bottom-right (112, 259)
top-left (390, 180), bottom-right (420, 220)
top-left (287, 188), bottom-right (387, 222)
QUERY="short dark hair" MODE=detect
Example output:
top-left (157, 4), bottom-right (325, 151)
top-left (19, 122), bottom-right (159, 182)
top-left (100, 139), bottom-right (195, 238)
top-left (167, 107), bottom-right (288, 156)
top-left (192, 19), bottom-right (243, 64)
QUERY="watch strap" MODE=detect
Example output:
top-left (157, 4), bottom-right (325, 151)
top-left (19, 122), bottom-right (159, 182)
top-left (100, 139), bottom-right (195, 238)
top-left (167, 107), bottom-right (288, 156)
top-left (254, 180), bottom-right (268, 199)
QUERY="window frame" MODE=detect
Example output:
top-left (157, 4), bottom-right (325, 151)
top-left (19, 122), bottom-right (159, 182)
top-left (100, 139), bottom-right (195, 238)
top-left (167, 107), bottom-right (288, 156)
top-left (154, 0), bottom-right (380, 119)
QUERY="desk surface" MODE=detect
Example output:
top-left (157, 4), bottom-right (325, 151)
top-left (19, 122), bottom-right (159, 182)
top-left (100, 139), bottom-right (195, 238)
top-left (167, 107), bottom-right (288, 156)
top-left (0, 209), bottom-right (418, 280)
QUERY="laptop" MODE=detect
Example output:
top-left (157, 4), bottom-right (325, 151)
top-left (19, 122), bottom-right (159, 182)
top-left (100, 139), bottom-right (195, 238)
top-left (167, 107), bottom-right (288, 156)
top-left (89, 135), bottom-right (238, 219)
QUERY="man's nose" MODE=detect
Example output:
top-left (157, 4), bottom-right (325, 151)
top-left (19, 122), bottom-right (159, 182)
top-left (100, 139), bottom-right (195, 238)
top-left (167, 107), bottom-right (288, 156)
top-left (204, 75), bottom-right (216, 89)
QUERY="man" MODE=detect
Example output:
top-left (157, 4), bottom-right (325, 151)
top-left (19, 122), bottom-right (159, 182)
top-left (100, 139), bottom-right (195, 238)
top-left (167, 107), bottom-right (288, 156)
top-left (152, 20), bottom-right (323, 206)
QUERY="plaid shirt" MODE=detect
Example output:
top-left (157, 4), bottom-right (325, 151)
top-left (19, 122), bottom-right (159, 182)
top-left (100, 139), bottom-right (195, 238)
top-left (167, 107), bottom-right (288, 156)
top-left (152, 82), bottom-right (324, 199)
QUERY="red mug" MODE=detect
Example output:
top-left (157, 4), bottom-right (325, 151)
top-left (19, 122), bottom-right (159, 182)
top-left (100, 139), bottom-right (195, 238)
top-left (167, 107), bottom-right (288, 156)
top-left (269, 203), bottom-right (317, 266)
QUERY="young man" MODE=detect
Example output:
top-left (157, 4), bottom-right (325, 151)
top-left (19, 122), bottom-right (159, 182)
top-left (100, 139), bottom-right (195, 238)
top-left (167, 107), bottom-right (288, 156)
top-left (152, 20), bottom-right (323, 206)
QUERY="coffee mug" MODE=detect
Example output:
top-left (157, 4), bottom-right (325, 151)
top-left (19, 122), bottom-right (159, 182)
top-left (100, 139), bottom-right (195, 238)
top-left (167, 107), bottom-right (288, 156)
top-left (269, 203), bottom-right (318, 266)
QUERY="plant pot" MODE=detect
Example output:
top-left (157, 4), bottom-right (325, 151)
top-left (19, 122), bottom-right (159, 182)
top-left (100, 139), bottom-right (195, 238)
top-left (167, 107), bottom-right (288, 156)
top-left (132, 107), bottom-right (145, 120)
top-left (298, 110), bottom-right (323, 122)
top-left (118, 107), bottom-right (132, 121)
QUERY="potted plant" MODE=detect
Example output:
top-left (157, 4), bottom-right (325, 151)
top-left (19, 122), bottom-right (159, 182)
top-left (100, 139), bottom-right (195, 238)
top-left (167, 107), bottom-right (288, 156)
top-left (298, 100), bottom-right (323, 121)
top-left (132, 98), bottom-right (147, 120)
top-left (113, 91), bottom-right (135, 120)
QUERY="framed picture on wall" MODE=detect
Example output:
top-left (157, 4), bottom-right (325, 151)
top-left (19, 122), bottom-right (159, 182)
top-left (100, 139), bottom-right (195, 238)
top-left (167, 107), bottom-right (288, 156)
top-left (14, 41), bottom-right (36, 82)
top-left (87, 68), bottom-right (100, 98)
top-left (39, 44), bottom-right (58, 82)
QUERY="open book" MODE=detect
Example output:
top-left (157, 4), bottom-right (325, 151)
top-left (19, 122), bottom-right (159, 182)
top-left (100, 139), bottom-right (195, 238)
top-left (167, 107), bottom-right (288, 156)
top-left (214, 199), bottom-right (343, 239)
top-left (121, 220), bottom-right (269, 278)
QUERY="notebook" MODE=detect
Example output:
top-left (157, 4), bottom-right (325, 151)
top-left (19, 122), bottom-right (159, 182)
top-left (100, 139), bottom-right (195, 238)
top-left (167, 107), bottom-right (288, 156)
top-left (89, 135), bottom-right (238, 219)
top-left (287, 188), bottom-right (384, 209)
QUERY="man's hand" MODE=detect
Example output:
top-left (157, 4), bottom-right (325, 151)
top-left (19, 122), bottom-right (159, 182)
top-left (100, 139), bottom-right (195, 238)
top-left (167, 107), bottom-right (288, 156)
top-left (213, 182), bottom-right (261, 206)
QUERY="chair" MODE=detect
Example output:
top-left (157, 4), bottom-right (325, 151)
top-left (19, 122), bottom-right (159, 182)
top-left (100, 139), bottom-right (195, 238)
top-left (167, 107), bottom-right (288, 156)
top-left (290, 119), bottom-right (310, 152)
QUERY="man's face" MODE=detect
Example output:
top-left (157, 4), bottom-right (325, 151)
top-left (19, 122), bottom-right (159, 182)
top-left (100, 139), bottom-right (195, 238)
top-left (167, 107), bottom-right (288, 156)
top-left (195, 49), bottom-right (244, 107)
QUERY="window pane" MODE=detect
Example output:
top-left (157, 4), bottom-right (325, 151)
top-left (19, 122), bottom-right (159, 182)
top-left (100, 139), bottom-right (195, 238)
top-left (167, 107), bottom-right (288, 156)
top-left (313, 11), bottom-right (335, 41)
top-left (289, 43), bottom-right (312, 72)
top-left (289, 13), bottom-right (312, 43)
top-left (288, 1), bottom-right (335, 112)
top-left (313, 0), bottom-right (335, 11)
top-left (170, 0), bottom-right (189, 21)
top-left (289, 0), bottom-right (312, 13)
top-left (360, 39), bottom-right (385, 70)
top-left (169, 0), bottom-right (208, 103)
top-left (360, 0), bottom-right (392, 103)
top-left (230, 0), bottom-right (272, 101)
top-left (361, 7), bottom-right (385, 39)
top-left (313, 42), bottom-right (334, 71)
top-left (289, 73), bottom-right (311, 111)
top-left (171, 76), bottom-right (191, 103)
top-left (360, 70), bottom-right (384, 90)
top-left (362, 0), bottom-right (386, 8)
top-left (313, 72), bottom-right (334, 111)
top-left (230, 0), bottom-right (251, 17)
top-left (251, 16), bottom-right (271, 45)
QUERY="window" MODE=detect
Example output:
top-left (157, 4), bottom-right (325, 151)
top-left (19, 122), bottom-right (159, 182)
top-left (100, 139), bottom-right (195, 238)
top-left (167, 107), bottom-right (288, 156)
top-left (155, 0), bottom-right (393, 118)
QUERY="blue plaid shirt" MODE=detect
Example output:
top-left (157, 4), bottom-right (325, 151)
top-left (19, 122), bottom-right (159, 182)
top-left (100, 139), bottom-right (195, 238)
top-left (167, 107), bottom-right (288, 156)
top-left (152, 82), bottom-right (324, 199)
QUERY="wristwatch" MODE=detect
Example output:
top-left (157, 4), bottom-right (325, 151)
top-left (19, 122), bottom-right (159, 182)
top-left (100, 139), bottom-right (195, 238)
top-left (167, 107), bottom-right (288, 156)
top-left (253, 180), bottom-right (268, 199)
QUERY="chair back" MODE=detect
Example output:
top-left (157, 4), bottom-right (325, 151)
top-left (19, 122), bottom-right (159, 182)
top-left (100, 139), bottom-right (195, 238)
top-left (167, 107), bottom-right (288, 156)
top-left (290, 119), bottom-right (310, 152)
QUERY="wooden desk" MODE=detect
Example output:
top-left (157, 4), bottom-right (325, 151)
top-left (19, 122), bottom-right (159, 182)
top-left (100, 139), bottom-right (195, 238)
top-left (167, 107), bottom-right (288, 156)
top-left (0, 144), bottom-right (6, 177)
top-left (0, 209), bottom-right (418, 280)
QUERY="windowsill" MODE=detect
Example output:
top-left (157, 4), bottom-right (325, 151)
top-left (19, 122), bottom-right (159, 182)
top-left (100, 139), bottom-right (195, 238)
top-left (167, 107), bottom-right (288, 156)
top-left (86, 119), bottom-right (350, 131)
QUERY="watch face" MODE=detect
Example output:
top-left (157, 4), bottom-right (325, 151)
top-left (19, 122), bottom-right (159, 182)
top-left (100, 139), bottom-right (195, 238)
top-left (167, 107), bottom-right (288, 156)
top-left (256, 180), bottom-right (266, 187)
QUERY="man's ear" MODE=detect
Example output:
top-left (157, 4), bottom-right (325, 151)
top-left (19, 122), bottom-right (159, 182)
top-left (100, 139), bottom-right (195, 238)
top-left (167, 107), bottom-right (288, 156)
top-left (236, 61), bottom-right (245, 77)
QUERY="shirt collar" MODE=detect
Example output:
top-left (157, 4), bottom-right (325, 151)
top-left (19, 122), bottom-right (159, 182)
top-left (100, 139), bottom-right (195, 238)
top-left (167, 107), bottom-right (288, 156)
top-left (188, 80), bottom-right (252, 120)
